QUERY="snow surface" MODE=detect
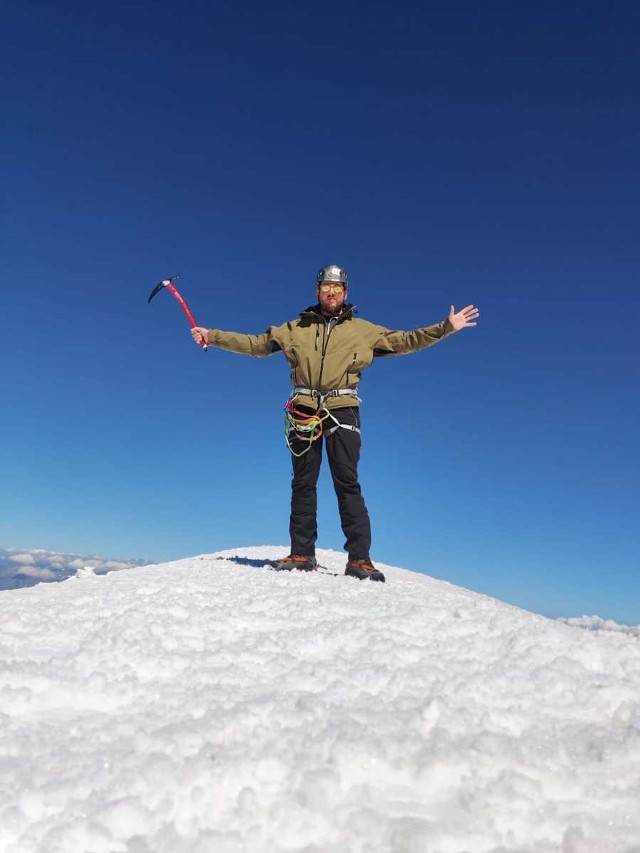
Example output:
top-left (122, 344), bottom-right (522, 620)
top-left (1, 547), bottom-right (640, 853)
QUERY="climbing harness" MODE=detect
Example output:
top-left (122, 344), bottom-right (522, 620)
top-left (284, 388), bottom-right (361, 456)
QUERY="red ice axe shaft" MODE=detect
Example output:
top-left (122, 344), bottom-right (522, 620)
top-left (147, 275), bottom-right (207, 350)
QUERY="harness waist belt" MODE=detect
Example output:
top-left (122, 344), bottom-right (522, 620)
top-left (292, 387), bottom-right (358, 400)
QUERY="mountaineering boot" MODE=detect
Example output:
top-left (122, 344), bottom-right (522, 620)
top-left (272, 554), bottom-right (318, 572)
top-left (345, 559), bottom-right (385, 583)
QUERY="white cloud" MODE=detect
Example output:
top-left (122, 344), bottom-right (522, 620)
top-left (9, 554), bottom-right (36, 565)
top-left (18, 566), bottom-right (57, 580)
top-left (557, 615), bottom-right (640, 638)
top-left (101, 560), bottom-right (136, 572)
top-left (1, 548), bottom-right (151, 591)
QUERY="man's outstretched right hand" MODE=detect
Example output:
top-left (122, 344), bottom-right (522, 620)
top-left (191, 327), bottom-right (209, 346)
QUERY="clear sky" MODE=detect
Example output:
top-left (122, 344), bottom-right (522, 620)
top-left (3, 0), bottom-right (639, 623)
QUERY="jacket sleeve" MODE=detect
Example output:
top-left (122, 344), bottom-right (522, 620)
top-left (372, 319), bottom-right (456, 357)
top-left (206, 326), bottom-right (284, 357)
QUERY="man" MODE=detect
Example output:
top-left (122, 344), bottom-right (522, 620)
top-left (191, 265), bottom-right (479, 583)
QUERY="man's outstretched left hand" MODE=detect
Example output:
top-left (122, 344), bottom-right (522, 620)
top-left (448, 305), bottom-right (480, 330)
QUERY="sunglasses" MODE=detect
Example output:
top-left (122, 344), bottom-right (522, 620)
top-left (318, 283), bottom-right (346, 293)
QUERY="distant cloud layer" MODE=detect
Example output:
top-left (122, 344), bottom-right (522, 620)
top-left (557, 615), bottom-right (640, 638)
top-left (9, 553), bottom-right (36, 565)
top-left (0, 548), bottom-right (151, 591)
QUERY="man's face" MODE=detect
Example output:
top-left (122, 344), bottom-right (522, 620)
top-left (317, 281), bottom-right (347, 316)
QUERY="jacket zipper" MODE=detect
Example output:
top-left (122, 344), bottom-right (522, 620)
top-left (316, 316), bottom-right (336, 391)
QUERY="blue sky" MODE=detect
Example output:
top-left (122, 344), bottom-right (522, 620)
top-left (3, 0), bottom-right (639, 622)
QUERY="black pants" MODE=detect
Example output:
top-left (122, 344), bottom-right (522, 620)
top-left (289, 406), bottom-right (371, 560)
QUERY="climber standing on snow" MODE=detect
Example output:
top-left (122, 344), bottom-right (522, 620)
top-left (191, 265), bottom-right (479, 583)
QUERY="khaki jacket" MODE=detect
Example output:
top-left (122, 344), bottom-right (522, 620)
top-left (207, 304), bottom-right (455, 409)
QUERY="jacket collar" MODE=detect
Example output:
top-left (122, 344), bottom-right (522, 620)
top-left (299, 303), bottom-right (356, 324)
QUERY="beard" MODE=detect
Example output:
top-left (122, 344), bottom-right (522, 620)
top-left (318, 294), bottom-right (345, 316)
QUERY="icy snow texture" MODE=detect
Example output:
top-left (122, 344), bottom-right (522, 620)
top-left (1, 547), bottom-right (640, 853)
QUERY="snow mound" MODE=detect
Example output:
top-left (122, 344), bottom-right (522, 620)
top-left (1, 546), bottom-right (639, 853)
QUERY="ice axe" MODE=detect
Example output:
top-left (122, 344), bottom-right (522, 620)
top-left (147, 275), bottom-right (207, 350)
